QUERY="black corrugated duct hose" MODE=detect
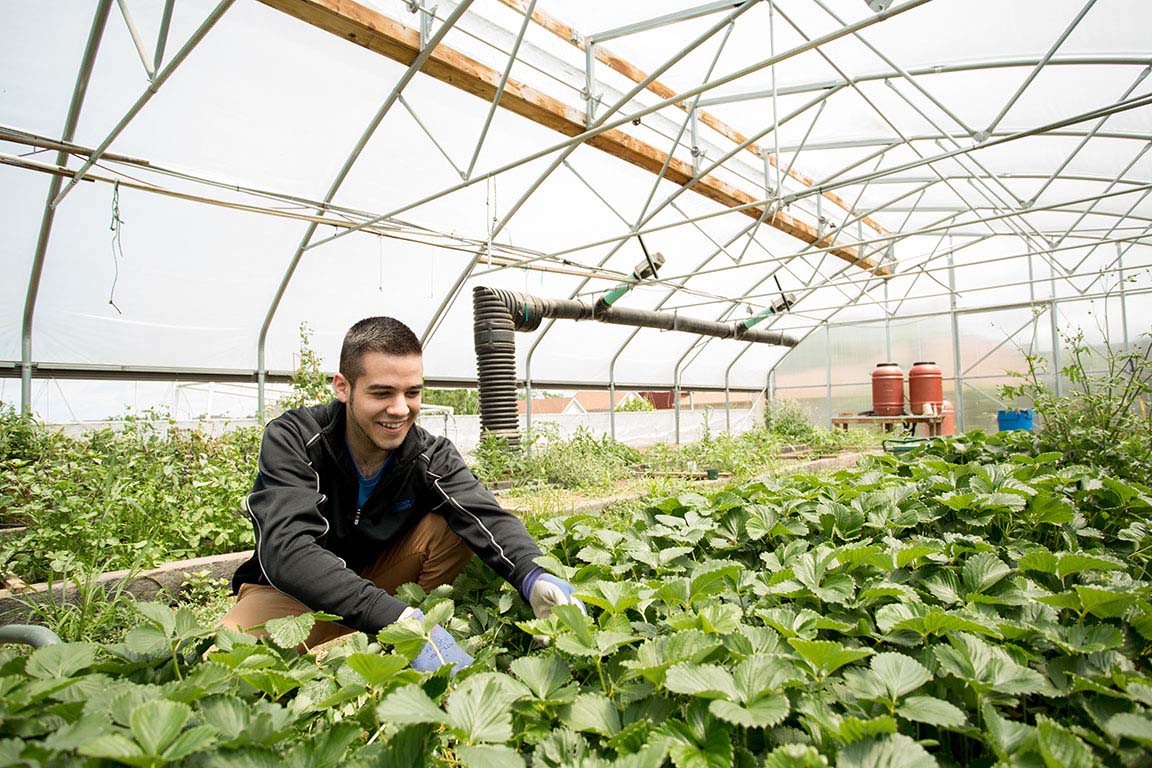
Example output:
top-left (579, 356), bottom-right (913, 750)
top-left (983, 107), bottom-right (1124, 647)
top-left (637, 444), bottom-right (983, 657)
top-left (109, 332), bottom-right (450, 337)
top-left (472, 286), bottom-right (799, 445)
top-left (473, 287), bottom-right (523, 447)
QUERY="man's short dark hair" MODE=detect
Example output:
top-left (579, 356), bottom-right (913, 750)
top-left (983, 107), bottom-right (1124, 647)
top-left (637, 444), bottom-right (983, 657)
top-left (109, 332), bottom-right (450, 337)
top-left (339, 317), bottom-right (423, 383)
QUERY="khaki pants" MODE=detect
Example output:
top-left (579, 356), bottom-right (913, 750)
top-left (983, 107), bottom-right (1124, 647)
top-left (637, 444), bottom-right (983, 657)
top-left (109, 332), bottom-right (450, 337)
top-left (218, 512), bottom-right (474, 648)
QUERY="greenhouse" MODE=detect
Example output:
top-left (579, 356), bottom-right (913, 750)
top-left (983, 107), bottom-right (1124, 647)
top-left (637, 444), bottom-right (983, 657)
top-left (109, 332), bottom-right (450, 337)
top-left (1, 0), bottom-right (1151, 765)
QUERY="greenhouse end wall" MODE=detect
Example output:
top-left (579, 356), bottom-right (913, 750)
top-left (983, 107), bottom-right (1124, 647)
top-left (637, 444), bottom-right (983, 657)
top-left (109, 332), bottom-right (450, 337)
top-left (769, 295), bottom-right (1138, 434)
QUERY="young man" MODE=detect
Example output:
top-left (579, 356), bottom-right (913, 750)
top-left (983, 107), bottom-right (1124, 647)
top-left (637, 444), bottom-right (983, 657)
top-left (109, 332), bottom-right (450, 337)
top-left (220, 316), bottom-right (581, 670)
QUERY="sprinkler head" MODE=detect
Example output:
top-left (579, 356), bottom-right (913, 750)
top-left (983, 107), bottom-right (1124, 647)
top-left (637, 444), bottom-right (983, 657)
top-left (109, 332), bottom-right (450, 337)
top-left (632, 251), bottom-right (665, 280)
top-left (771, 293), bottom-right (797, 314)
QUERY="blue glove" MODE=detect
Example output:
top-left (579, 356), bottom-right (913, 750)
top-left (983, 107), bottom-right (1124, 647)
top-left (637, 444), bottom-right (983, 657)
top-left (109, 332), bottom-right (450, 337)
top-left (405, 610), bottom-right (474, 674)
top-left (520, 567), bottom-right (586, 620)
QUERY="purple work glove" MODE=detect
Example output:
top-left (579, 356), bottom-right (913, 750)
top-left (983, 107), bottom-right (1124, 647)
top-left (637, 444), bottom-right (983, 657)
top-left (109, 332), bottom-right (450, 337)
top-left (404, 609), bottom-right (474, 673)
top-left (520, 567), bottom-right (586, 620)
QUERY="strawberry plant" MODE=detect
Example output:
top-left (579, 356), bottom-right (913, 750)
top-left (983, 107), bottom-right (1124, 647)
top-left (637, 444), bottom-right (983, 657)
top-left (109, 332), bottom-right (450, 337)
top-left (0, 430), bottom-right (1149, 765)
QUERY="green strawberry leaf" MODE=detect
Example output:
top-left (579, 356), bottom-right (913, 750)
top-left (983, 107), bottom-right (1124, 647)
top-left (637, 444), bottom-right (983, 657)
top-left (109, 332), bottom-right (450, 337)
top-left (1074, 585), bottom-right (1135, 619)
top-left (264, 614), bottom-right (316, 649)
top-left (896, 696), bottom-right (967, 727)
top-left (661, 715), bottom-right (733, 768)
top-left (624, 631), bottom-right (724, 685)
top-left (445, 673), bottom-right (529, 744)
top-left (664, 663), bottom-right (739, 700)
top-left (758, 607), bottom-right (821, 639)
top-left (454, 744), bottom-right (526, 768)
top-left (377, 616), bottom-right (429, 660)
top-left (933, 633), bottom-right (1045, 696)
top-left (285, 722), bottom-right (361, 768)
top-left (876, 603), bottom-right (1002, 640)
top-left (25, 643), bottom-right (99, 680)
top-left (1037, 716), bottom-right (1094, 768)
top-left (344, 653), bottom-right (409, 686)
top-left (1055, 553), bottom-right (1125, 580)
top-left (1017, 549), bottom-right (1059, 575)
top-left (982, 703), bottom-right (1036, 759)
top-left (1105, 712), bottom-right (1152, 747)
top-left (762, 744), bottom-right (831, 767)
top-left (375, 684), bottom-right (449, 727)
top-left (131, 699), bottom-right (191, 756)
top-left (238, 670), bottom-right (303, 700)
top-left (709, 696), bottom-right (789, 729)
top-left (851, 652), bottom-right (932, 702)
top-left (895, 543), bottom-right (942, 569)
top-left (788, 639), bottom-right (873, 679)
top-left (509, 655), bottom-right (573, 702)
top-left (962, 552), bottom-right (1012, 593)
top-left (576, 580), bottom-right (641, 615)
top-left (837, 733), bottom-right (938, 768)
top-left (137, 602), bottom-right (177, 636)
top-left (689, 562), bottom-right (743, 603)
top-left (838, 715), bottom-right (898, 745)
top-left (161, 726), bottom-right (217, 761)
top-left (78, 733), bottom-right (147, 765)
top-left (43, 713), bottom-right (113, 752)
top-left (563, 692), bottom-right (621, 737)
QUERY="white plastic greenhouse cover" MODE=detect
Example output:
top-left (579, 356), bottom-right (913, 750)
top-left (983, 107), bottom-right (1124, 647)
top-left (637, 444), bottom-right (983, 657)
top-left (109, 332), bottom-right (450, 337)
top-left (2, 0), bottom-right (1150, 420)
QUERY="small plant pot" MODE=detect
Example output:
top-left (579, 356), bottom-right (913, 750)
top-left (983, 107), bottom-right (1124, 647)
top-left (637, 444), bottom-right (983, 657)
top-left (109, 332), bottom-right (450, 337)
top-left (705, 468), bottom-right (719, 480)
top-left (996, 409), bottom-right (1034, 431)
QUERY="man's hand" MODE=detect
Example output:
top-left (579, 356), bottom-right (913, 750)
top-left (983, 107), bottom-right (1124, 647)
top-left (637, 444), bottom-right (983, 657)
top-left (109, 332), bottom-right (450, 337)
top-left (521, 569), bottom-right (586, 621)
top-left (403, 608), bottom-right (474, 673)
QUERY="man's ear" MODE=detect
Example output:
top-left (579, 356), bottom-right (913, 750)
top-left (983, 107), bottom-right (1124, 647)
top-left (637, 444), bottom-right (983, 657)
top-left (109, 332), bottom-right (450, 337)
top-left (333, 373), bottom-right (350, 403)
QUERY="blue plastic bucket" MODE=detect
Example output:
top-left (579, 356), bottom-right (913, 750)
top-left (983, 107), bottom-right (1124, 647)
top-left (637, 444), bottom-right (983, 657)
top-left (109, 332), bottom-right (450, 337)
top-left (997, 409), bottom-right (1034, 431)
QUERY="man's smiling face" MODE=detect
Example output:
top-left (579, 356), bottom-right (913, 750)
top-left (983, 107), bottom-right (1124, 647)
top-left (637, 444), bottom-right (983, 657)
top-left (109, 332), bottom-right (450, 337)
top-left (334, 352), bottom-right (423, 461)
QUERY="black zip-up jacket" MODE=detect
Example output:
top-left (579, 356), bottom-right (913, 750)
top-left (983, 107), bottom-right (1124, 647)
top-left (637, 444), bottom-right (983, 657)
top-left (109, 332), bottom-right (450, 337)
top-left (231, 401), bottom-right (542, 633)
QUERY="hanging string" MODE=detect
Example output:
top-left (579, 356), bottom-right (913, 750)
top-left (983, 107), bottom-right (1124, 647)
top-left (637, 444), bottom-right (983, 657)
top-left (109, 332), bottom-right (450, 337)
top-left (485, 177), bottom-right (494, 267)
top-left (378, 234), bottom-right (384, 292)
top-left (108, 180), bottom-right (124, 314)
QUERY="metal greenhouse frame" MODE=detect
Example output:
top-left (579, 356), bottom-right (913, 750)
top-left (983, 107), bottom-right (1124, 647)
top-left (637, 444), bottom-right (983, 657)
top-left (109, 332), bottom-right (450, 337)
top-left (2, 0), bottom-right (1149, 437)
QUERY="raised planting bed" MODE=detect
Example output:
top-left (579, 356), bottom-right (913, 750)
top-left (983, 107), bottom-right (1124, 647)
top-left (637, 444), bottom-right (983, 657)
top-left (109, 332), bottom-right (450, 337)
top-left (0, 551), bottom-right (251, 626)
top-left (0, 432), bottom-right (1149, 765)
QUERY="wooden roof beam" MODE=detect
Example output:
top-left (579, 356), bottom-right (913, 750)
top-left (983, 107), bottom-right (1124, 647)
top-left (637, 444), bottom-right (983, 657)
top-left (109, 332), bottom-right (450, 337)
top-left (495, 0), bottom-right (890, 238)
top-left (257, 0), bottom-right (889, 275)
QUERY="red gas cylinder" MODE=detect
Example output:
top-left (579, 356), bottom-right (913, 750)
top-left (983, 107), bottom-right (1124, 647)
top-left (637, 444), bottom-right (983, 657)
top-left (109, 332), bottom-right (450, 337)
top-left (871, 363), bottom-right (905, 416)
top-left (909, 361), bottom-right (944, 416)
top-left (940, 399), bottom-right (956, 436)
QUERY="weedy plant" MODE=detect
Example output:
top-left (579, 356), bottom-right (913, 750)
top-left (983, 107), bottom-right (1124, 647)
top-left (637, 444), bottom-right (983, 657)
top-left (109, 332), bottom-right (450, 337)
top-left (9, 562), bottom-right (141, 644)
top-left (763, 398), bottom-right (819, 444)
top-left (175, 570), bottom-right (236, 630)
top-left (471, 424), bottom-right (640, 491)
top-left (1001, 330), bottom-right (1152, 484)
top-left (275, 322), bottom-right (333, 412)
top-left (2, 430), bottom-right (1150, 766)
top-left (0, 406), bottom-right (257, 584)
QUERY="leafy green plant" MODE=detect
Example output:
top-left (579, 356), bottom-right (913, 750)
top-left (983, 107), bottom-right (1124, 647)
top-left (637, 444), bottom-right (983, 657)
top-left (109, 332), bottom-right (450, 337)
top-left (527, 425), bottom-right (641, 489)
top-left (469, 433), bottom-right (531, 485)
top-left (471, 424), bottom-right (640, 491)
top-left (1000, 329), bottom-right (1151, 483)
top-left (277, 321), bottom-right (333, 411)
top-left (764, 398), bottom-right (818, 443)
top-left (615, 396), bottom-right (655, 412)
top-left (422, 388), bottom-right (481, 414)
top-left (0, 411), bottom-right (257, 584)
top-left (176, 570), bottom-right (236, 629)
top-left (0, 405), bottom-right (57, 465)
top-left (2, 430), bottom-right (1152, 765)
top-left (9, 562), bottom-right (141, 644)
